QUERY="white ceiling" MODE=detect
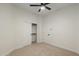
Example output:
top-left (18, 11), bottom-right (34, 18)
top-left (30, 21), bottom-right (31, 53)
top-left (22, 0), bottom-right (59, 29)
top-left (14, 3), bottom-right (74, 15)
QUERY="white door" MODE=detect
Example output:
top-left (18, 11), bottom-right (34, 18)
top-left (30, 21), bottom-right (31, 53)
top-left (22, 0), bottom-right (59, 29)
top-left (25, 22), bottom-right (32, 44)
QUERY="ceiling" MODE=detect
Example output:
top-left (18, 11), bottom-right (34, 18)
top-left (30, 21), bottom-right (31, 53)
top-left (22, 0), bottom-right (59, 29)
top-left (14, 3), bottom-right (74, 15)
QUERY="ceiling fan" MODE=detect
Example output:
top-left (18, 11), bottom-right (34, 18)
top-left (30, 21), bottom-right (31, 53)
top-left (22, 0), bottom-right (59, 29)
top-left (30, 3), bottom-right (51, 12)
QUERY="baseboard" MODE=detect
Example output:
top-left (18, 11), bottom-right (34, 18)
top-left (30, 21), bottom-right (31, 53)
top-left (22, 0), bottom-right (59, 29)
top-left (1, 40), bottom-right (42, 56)
top-left (3, 42), bottom-right (32, 56)
top-left (44, 41), bottom-right (79, 55)
top-left (3, 41), bottom-right (79, 56)
top-left (1, 48), bottom-right (14, 56)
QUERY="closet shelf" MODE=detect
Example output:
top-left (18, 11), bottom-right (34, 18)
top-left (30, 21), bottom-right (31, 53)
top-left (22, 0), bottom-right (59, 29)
top-left (32, 33), bottom-right (37, 35)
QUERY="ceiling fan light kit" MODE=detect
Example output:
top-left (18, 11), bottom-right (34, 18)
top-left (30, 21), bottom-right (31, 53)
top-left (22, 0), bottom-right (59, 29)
top-left (41, 6), bottom-right (45, 10)
top-left (30, 3), bottom-right (51, 12)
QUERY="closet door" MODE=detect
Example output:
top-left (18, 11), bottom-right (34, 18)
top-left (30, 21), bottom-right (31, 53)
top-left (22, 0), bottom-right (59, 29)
top-left (25, 22), bottom-right (32, 44)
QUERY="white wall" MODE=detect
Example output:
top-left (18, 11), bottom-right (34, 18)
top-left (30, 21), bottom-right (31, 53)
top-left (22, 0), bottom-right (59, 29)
top-left (43, 4), bottom-right (79, 54)
top-left (15, 6), bottom-right (43, 48)
top-left (14, 6), bottom-right (43, 49)
top-left (0, 4), bottom-right (16, 55)
top-left (0, 4), bottom-right (42, 55)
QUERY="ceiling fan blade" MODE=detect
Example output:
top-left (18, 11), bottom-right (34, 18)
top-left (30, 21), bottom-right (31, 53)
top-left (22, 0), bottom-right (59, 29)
top-left (45, 6), bottom-right (51, 10)
top-left (44, 3), bottom-right (50, 5)
top-left (38, 9), bottom-right (41, 12)
top-left (30, 5), bottom-right (41, 6)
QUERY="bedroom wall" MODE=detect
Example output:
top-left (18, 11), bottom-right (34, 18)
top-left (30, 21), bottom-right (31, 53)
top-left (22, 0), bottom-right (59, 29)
top-left (14, 6), bottom-right (43, 49)
top-left (0, 4), bottom-right (42, 55)
top-left (43, 4), bottom-right (79, 54)
top-left (0, 4), bottom-right (16, 55)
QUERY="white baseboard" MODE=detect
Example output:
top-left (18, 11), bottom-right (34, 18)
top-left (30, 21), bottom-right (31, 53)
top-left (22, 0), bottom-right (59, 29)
top-left (44, 41), bottom-right (79, 55)
top-left (3, 41), bottom-right (79, 56)
top-left (1, 39), bottom-right (42, 56)
top-left (3, 42), bottom-right (32, 56)
top-left (1, 48), bottom-right (14, 56)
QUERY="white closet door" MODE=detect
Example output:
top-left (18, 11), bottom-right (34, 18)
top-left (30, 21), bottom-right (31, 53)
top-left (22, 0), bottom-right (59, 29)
top-left (25, 22), bottom-right (32, 44)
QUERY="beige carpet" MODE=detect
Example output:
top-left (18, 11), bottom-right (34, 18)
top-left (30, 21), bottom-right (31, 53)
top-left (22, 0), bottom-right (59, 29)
top-left (8, 43), bottom-right (79, 56)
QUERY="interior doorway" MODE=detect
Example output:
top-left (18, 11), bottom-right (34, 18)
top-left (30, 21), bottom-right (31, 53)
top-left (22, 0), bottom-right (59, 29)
top-left (32, 23), bottom-right (37, 43)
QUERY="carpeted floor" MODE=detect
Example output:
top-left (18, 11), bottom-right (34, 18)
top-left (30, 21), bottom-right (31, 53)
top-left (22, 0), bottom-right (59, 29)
top-left (8, 43), bottom-right (79, 56)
